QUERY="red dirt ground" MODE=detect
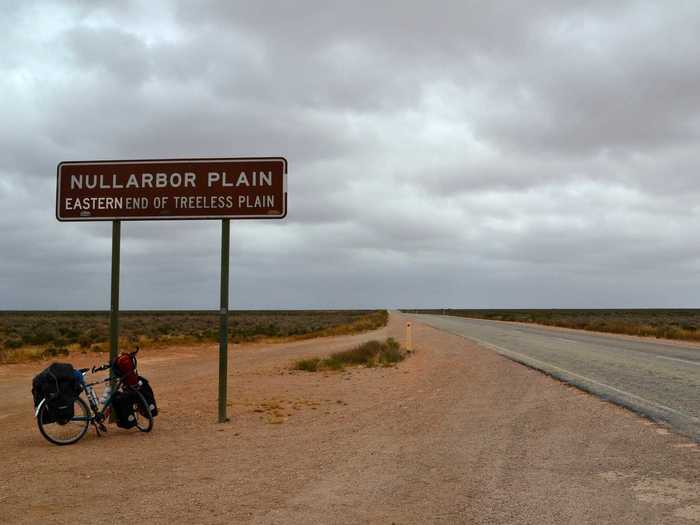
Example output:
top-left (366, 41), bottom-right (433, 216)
top-left (2, 313), bottom-right (700, 524)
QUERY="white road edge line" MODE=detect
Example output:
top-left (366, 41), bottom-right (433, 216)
top-left (657, 355), bottom-right (700, 366)
top-left (552, 337), bottom-right (582, 344)
top-left (442, 328), bottom-right (700, 424)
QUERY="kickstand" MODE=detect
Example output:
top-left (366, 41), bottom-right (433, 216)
top-left (93, 420), bottom-right (107, 436)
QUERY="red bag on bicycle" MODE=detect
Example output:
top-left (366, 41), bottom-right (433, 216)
top-left (112, 353), bottom-right (139, 387)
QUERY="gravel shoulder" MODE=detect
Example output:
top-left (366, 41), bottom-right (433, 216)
top-left (2, 313), bottom-right (700, 524)
top-left (409, 313), bottom-right (700, 442)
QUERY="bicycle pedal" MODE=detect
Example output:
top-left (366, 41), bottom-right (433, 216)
top-left (98, 423), bottom-right (108, 433)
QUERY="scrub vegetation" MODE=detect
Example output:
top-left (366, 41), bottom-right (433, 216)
top-left (0, 310), bottom-right (388, 364)
top-left (293, 338), bottom-right (407, 372)
top-left (403, 309), bottom-right (700, 342)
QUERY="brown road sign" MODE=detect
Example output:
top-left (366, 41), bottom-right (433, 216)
top-left (56, 157), bottom-right (287, 221)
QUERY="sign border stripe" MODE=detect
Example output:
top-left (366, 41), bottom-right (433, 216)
top-left (56, 157), bottom-right (287, 222)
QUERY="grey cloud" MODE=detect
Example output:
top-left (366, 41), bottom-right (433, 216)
top-left (64, 27), bottom-right (151, 84)
top-left (3, 1), bottom-right (700, 309)
top-left (469, 6), bottom-right (700, 155)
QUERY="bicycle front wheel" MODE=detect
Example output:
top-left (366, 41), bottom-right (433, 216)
top-left (131, 390), bottom-right (153, 433)
top-left (37, 397), bottom-right (90, 446)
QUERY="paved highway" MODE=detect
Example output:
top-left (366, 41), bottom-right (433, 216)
top-left (406, 313), bottom-right (700, 441)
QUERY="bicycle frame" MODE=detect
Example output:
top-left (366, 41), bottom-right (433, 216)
top-left (83, 374), bottom-right (123, 423)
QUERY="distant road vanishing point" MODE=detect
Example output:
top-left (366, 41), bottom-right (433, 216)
top-left (405, 313), bottom-right (700, 442)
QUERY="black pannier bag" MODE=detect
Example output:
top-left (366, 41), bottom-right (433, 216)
top-left (136, 376), bottom-right (158, 417)
top-left (31, 362), bottom-right (81, 424)
top-left (112, 390), bottom-right (137, 429)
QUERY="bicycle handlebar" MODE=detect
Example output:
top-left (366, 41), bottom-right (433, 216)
top-left (88, 347), bottom-right (139, 374)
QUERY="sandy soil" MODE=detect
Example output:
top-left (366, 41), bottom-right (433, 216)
top-left (2, 313), bottom-right (700, 524)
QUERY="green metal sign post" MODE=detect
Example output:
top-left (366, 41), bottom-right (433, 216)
top-left (110, 220), bottom-right (121, 375)
top-left (218, 219), bottom-right (231, 423)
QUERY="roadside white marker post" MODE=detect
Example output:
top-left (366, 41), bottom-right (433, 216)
top-left (406, 322), bottom-right (413, 351)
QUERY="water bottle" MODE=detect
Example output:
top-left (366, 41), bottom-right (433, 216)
top-left (100, 385), bottom-right (112, 406)
top-left (87, 387), bottom-right (99, 412)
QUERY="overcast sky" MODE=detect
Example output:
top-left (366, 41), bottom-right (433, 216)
top-left (2, 1), bottom-right (700, 310)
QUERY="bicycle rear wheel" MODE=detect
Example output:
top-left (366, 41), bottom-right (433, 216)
top-left (37, 397), bottom-right (90, 446)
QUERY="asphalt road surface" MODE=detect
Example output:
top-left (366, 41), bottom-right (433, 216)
top-left (406, 313), bottom-right (700, 441)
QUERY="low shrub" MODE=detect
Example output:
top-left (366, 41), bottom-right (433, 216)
top-left (331, 341), bottom-right (383, 365)
top-left (378, 338), bottom-right (403, 364)
top-left (77, 333), bottom-right (96, 348)
top-left (294, 357), bottom-right (321, 372)
top-left (42, 346), bottom-right (69, 358)
top-left (22, 329), bottom-right (57, 346)
top-left (322, 356), bottom-right (345, 370)
top-left (4, 338), bottom-right (22, 349)
top-left (293, 337), bottom-right (407, 372)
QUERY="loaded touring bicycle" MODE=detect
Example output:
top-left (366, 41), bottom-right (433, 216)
top-left (32, 348), bottom-right (158, 446)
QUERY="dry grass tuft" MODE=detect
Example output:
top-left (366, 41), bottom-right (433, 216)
top-left (293, 338), bottom-right (407, 372)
